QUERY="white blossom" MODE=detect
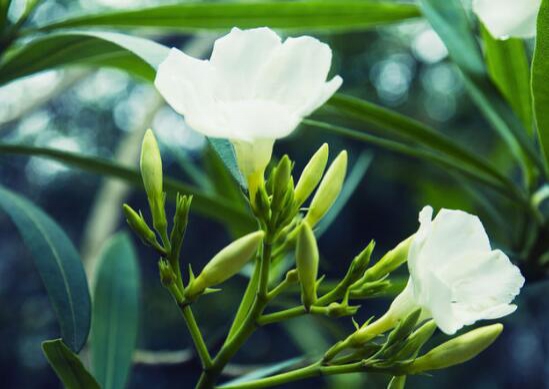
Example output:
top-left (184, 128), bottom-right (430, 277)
top-left (473, 0), bottom-right (541, 39)
top-left (155, 27), bottom-right (342, 191)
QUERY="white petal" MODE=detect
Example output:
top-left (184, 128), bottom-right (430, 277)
top-left (155, 47), bottom-right (214, 116)
top-left (255, 36), bottom-right (338, 116)
top-left (210, 27), bottom-right (282, 100)
top-left (218, 100), bottom-right (301, 141)
top-left (423, 272), bottom-right (462, 335)
top-left (300, 75), bottom-right (343, 116)
top-left (473, 0), bottom-right (541, 39)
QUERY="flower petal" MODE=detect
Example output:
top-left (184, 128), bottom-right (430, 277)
top-left (473, 0), bottom-right (541, 39)
top-left (301, 75), bottom-right (343, 116)
top-left (210, 27), bottom-right (282, 100)
top-left (254, 36), bottom-right (338, 116)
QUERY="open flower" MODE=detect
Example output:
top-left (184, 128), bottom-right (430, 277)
top-left (154, 27), bottom-right (342, 196)
top-left (473, 0), bottom-right (541, 39)
top-left (355, 206), bottom-right (524, 340)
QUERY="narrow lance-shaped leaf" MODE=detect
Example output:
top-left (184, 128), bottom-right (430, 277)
top-left (0, 185), bottom-right (91, 352)
top-left (533, 0), bottom-right (549, 169)
top-left (482, 26), bottom-right (533, 134)
top-left (42, 339), bottom-right (100, 389)
top-left (92, 233), bottom-right (140, 389)
top-left (36, 1), bottom-right (421, 33)
top-left (419, 0), bottom-right (543, 174)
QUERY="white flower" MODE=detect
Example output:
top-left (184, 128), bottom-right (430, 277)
top-left (388, 206), bottom-right (524, 334)
top-left (472, 0), bottom-right (541, 39)
top-left (154, 27), bottom-right (342, 193)
top-left (354, 206), bottom-right (524, 341)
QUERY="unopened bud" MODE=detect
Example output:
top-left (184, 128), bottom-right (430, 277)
top-left (170, 194), bottom-right (192, 257)
top-left (140, 129), bottom-right (167, 233)
top-left (394, 320), bottom-right (437, 360)
top-left (185, 231), bottom-right (264, 298)
top-left (294, 144), bottom-right (329, 206)
top-left (407, 324), bottom-right (503, 374)
top-left (347, 240), bottom-right (375, 284)
top-left (296, 222), bottom-right (319, 310)
top-left (304, 150), bottom-right (347, 227)
top-left (271, 155), bottom-right (293, 212)
top-left (285, 269), bottom-right (299, 284)
top-left (364, 236), bottom-right (412, 281)
top-left (123, 204), bottom-right (157, 247)
top-left (327, 302), bottom-right (359, 318)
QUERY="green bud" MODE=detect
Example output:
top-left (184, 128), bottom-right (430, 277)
top-left (159, 258), bottom-right (176, 286)
top-left (346, 240), bottom-right (375, 284)
top-left (304, 150), bottom-right (347, 227)
top-left (185, 231), bottom-right (265, 299)
top-left (406, 324), bottom-right (503, 374)
top-left (294, 143), bottom-right (329, 206)
top-left (170, 194), bottom-right (193, 258)
top-left (140, 129), bottom-right (167, 234)
top-left (394, 320), bottom-right (437, 361)
top-left (271, 155), bottom-right (293, 212)
top-left (285, 269), bottom-right (299, 284)
top-left (364, 236), bottom-right (412, 282)
top-left (296, 222), bottom-right (319, 310)
top-left (123, 204), bottom-right (161, 249)
top-left (327, 302), bottom-right (360, 318)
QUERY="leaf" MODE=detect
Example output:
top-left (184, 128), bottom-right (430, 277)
top-left (92, 233), bottom-right (140, 389)
top-left (316, 151), bottom-right (373, 237)
top-left (42, 339), bottom-right (100, 389)
top-left (419, 0), bottom-right (543, 173)
top-left (325, 94), bottom-right (514, 190)
top-left (533, 0), bottom-right (549, 169)
top-left (0, 185), bottom-right (91, 352)
top-left (482, 26), bottom-right (533, 133)
top-left (221, 357), bottom-right (304, 387)
top-left (0, 30), bottom-right (169, 85)
top-left (0, 143), bottom-right (255, 232)
top-left (37, 1), bottom-right (420, 33)
top-left (208, 138), bottom-right (247, 189)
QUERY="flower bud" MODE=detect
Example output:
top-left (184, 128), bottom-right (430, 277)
top-left (294, 144), bottom-right (329, 206)
top-left (296, 222), bottom-right (319, 310)
top-left (170, 194), bottom-right (192, 257)
top-left (140, 129), bottom-right (167, 233)
top-left (271, 155), bottom-right (293, 212)
top-left (123, 204), bottom-right (158, 247)
top-left (346, 240), bottom-right (375, 284)
top-left (394, 320), bottom-right (437, 360)
top-left (364, 236), bottom-right (412, 282)
top-left (406, 324), bottom-right (503, 374)
top-left (304, 150), bottom-right (347, 227)
top-left (185, 231), bottom-right (264, 299)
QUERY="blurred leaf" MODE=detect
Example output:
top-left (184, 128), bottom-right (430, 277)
top-left (221, 357), bottom-right (303, 386)
top-left (0, 31), bottom-right (169, 85)
top-left (208, 138), bottom-right (247, 189)
top-left (37, 1), bottom-right (420, 33)
top-left (482, 26), bottom-right (532, 134)
top-left (419, 0), bottom-right (543, 174)
top-left (302, 120), bottom-right (520, 201)
top-left (42, 339), bottom-right (100, 389)
top-left (0, 143), bottom-right (254, 232)
top-left (92, 233), bottom-right (139, 389)
top-left (0, 185), bottom-right (91, 352)
top-left (533, 0), bottom-right (549, 169)
top-left (325, 94), bottom-right (514, 190)
top-left (0, 0), bottom-right (10, 32)
top-left (317, 151), bottom-right (373, 237)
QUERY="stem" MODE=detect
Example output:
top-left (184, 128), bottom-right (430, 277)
top-left (222, 361), bottom-right (367, 389)
top-left (179, 304), bottom-right (213, 369)
top-left (257, 305), bottom-right (330, 326)
top-left (196, 239), bottom-right (274, 388)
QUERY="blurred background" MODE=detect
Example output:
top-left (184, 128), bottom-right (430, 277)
top-left (0, 0), bottom-right (548, 388)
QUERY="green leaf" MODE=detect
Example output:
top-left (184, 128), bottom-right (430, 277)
top-left (0, 30), bottom-right (169, 85)
top-left (0, 143), bottom-right (254, 232)
top-left (0, 185), bottom-right (91, 352)
top-left (37, 1), bottom-right (420, 33)
top-left (325, 94), bottom-right (514, 190)
top-left (208, 138), bottom-right (246, 189)
top-left (92, 233), bottom-right (139, 389)
top-left (482, 26), bottom-right (533, 133)
top-left (302, 119), bottom-right (526, 204)
top-left (316, 151), bottom-right (373, 237)
top-left (42, 339), bottom-right (100, 389)
top-left (533, 0), bottom-right (549, 168)
top-left (221, 357), bottom-right (304, 387)
top-left (419, 0), bottom-right (543, 174)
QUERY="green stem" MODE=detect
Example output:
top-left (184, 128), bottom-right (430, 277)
top-left (196, 239), bottom-right (274, 389)
top-left (179, 304), bottom-right (213, 369)
top-left (222, 361), bottom-right (367, 389)
top-left (257, 305), bottom-right (330, 326)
